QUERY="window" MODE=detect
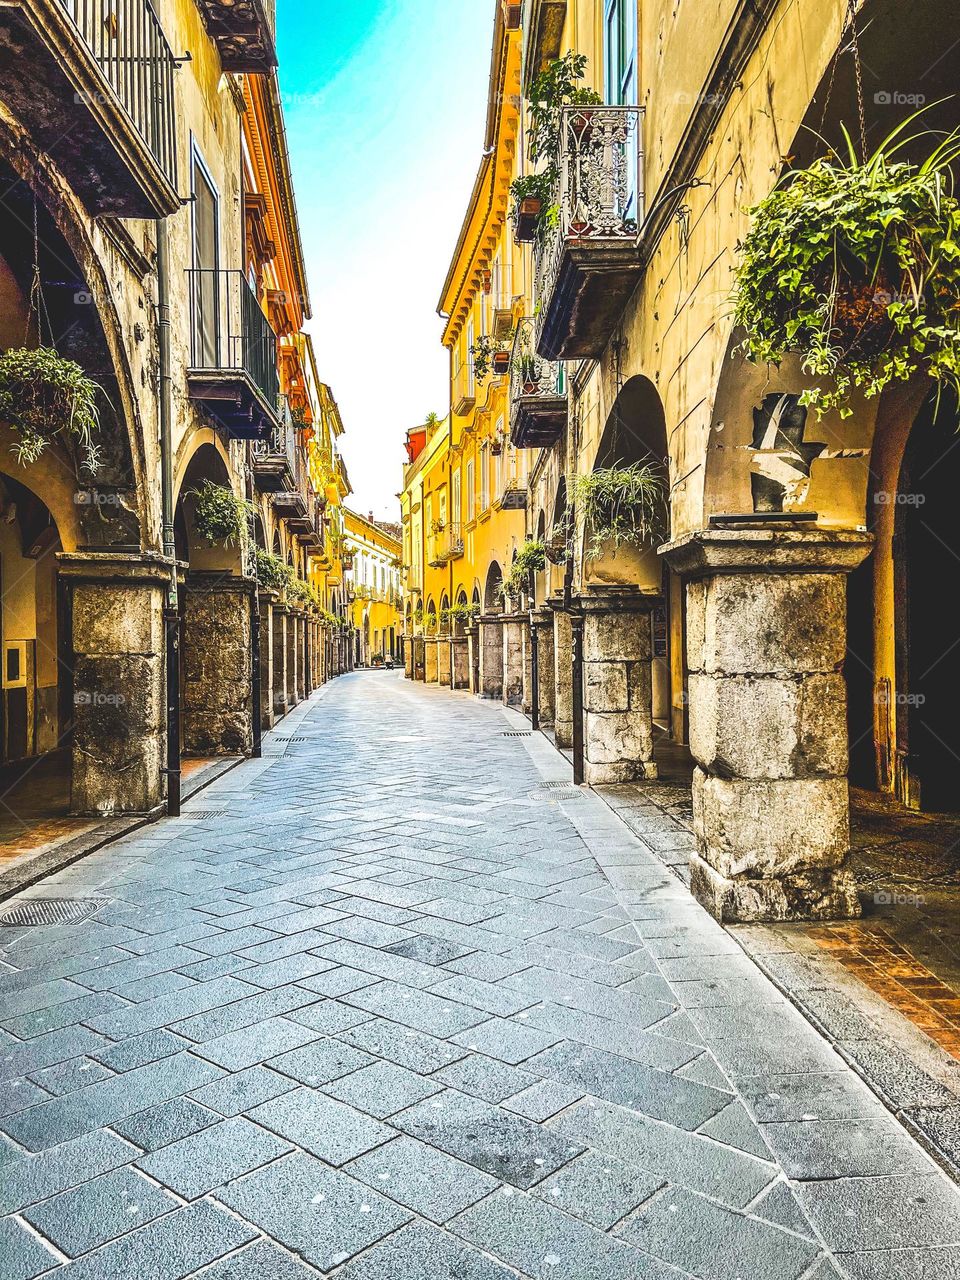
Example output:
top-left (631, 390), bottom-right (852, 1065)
top-left (191, 149), bottom-right (220, 367)
top-left (466, 460), bottom-right (475, 520)
top-left (604, 0), bottom-right (639, 218)
top-left (452, 468), bottom-right (461, 525)
top-left (466, 320), bottom-right (475, 395)
top-left (480, 446), bottom-right (489, 511)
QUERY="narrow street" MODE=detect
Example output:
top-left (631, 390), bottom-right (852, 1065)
top-left (1, 672), bottom-right (958, 1279)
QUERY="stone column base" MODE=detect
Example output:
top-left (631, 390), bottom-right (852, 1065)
top-left (690, 852), bottom-right (860, 923)
top-left (549, 598), bottom-right (573, 747)
top-left (478, 617), bottom-right (503, 698)
top-left (502, 615), bottom-right (524, 707)
top-left (581, 586), bottom-right (659, 785)
top-left (437, 636), bottom-right (452, 687)
top-left (451, 636), bottom-right (470, 689)
top-left (182, 574), bottom-right (255, 756)
top-left (533, 610), bottom-right (555, 726)
top-left (272, 604), bottom-right (289, 718)
top-left (258, 591), bottom-right (276, 730)
top-left (424, 638), bottom-right (439, 683)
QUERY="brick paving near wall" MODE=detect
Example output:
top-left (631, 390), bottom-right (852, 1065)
top-left (0, 671), bottom-right (959, 1279)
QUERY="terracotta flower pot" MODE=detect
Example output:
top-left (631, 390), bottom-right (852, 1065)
top-left (515, 197), bottom-right (542, 244)
top-left (492, 351), bottom-right (510, 375)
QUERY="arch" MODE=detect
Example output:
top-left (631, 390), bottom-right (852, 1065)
top-left (173, 441), bottom-right (242, 574)
top-left (483, 561), bottom-right (502, 611)
top-left (0, 471), bottom-right (68, 773)
top-left (0, 152), bottom-right (146, 548)
top-left (701, 0), bottom-right (957, 534)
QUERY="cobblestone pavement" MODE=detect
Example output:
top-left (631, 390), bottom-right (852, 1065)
top-left (2, 673), bottom-right (960, 1279)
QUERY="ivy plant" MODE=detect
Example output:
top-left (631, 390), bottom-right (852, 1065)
top-left (0, 346), bottom-right (101, 471)
top-left (254, 548), bottom-right (291, 592)
top-left (573, 462), bottom-right (665, 559)
top-left (190, 480), bottom-right (257, 547)
top-left (734, 117), bottom-right (960, 416)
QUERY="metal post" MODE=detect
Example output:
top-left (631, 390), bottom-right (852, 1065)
top-left (157, 222), bottom-right (180, 817)
top-left (251, 590), bottom-right (262, 759)
top-left (571, 611), bottom-right (585, 786)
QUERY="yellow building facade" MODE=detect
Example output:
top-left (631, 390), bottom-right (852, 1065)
top-left (343, 511), bottom-right (403, 666)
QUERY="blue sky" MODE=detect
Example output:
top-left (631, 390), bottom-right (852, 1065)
top-left (277, 0), bottom-right (494, 520)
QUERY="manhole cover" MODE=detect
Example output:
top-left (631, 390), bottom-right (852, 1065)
top-left (178, 809), bottom-right (227, 821)
top-left (501, 731), bottom-right (532, 738)
top-left (0, 898), bottom-right (108, 928)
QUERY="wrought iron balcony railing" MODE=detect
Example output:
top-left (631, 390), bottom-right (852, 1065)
top-left (509, 319), bottom-right (567, 449)
top-left (0, 0), bottom-right (179, 216)
top-left (252, 396), bottom-right (297, 491)
top-left (187, 269), bottom-right (280, 438)
top-left (442, 523), bottom-right (465, 561)
top-left (534, 104), bottom-right (645, 361)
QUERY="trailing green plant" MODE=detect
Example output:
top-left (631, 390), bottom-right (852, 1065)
top-left (573, 461), bottom-right (665, 558)
top-left (190, 480), bottom-right (257, 547)
top-left (526, 52), bottom-right (601, 166)
top-left (424, 611), bottom-right (438, 632)
top-left (440, 602), bottom-right (478, 626)
top-left (733, 115), bottom-right (960, 416)
top-left (508, 172), bottom-right (557, 239)
top-left (0, 346), bottom-right (102, 471)
top-left (288, 576), bottom-right (319, 607)
top-left (468, 333), bottom-right (510, 380)
top-left (255, 548), bottom-right (292, 592)
top-left (429, 517), bottom-right (446, 535)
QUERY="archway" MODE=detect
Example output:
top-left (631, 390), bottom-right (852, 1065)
top-left (483, 562), bottom-right (502, 611)
top-left (174, 442), bottom-right (252, 760)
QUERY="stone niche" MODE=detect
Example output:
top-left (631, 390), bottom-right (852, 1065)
top-left (182, 575), bottom-right (255, 756)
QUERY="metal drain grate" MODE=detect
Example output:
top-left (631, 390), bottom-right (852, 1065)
top-left (536, 781), bottom-right (577, 790)
top-left (501, 731), bottom-right (532, 738)
top-left (0, 898), bottom-right (108, 928)
top-left (178, 809), bottom-right (227, 821)
top-left (273, 736), bottom-right (308, 744)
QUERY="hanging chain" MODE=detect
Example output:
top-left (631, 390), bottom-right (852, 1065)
top-left (847, 0), bottom-right (868, 161)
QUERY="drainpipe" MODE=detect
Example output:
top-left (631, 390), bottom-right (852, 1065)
top-left (564, 504), bottom-right (584, 785)
top-left (157, 225), bottom-right (181, 816)
top-left (528, 565), bottom-right (539, 731)
top-left (246, 444), bottom-right (262, 760)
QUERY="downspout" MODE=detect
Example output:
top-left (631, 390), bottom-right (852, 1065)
top-left (157, 225), bottom-right (181, 816)
top-left (247, 442), bottom-right (263, 759)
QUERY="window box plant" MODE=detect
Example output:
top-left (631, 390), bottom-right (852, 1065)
top-left (0, 346), bottom-right (101, 472)
top-left (734, 116), bottom-right (960, 416)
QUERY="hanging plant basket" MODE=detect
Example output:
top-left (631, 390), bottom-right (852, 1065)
top-left (0, 346), bottom-right (102, 471)
top-left (573, 462), bottom-right (665, 559)
top-left (490, 438), bottom-right (504, 457)
top-left (190, 480), bottom-right (256, 547)
top-left (733, 117), bottom-right (960, 416)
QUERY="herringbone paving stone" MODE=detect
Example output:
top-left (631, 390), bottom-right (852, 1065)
top-left (1, 672), bottom-right (959, 1277)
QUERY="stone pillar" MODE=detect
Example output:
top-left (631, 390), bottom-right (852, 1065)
top-left (404, 635), bottom-right (414, 679)
top-left (182, 574), bottom-right (255, 756)
top-left (533, 609), bottom-right (556, 726)
top-left (424, 637), bottom-right (439, 684)
top-left (581, 586), bottom-right (658, 785)
top-left (59, 553), bottom-right (169, 816)
top-left (412, 635), bottom-right (426, 680)
top-left (551, 601), bottom-right (574, 747)
top-left (466, 625), bottom-right (480, 694)
top-left (437, 635), bottom-right (453, 687)
top-left (258, 590), bottom-right (276, 730)
top-left (284, 609), bottom-right (297, 707)
top-left (451, 635), bottom-right (470, 689)
top-left (520, 620), bottom-right (533, 715)
top-left (662, 528), bottom-right (873, 923)
top-left (502, 614), bottom-right (524, 707)
top-left (272, 604), bottom-right (289, 719)
top-left (478, 616), bottom-right (503, 698)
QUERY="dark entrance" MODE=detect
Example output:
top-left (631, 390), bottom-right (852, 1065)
top-left (895, 392), bottom-right (960, 812)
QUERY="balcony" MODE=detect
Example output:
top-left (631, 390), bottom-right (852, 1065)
top-left (509, 319), bottom-right (567, 449)
top-left (252, 398), bottom-right (297, 492)
top-left (193, 0), bottom-right (276, 73)
top-left (452, 357), bottom-right (475, 416)
top-left (534, 105), bottom-right (645, 362)
top-left (0, 0), bottom-right (179, 217)
top-left (272, 443), bottom-right (314, 533)
top-left (427, 524), bottom-right (464, 567)
top-left (187, 269), bottom-right (280, 440)
top-left (496, 463), bottom-right (528, 512)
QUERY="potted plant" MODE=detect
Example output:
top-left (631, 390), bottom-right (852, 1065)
top-left (573, 461), bottom-right (665, 558)
top-left (492, 350), bottom-right (511, 376)
top-left (509, 173), bottom-right (554, 244)
top-left (734, 116), bottom-right (960, 416)
top-left (190, 480), bottom-right (257, 547)
top-left (469, 334), bottom-right (510, 380)
top-left (518, 354), bottom-right (540, 395)
top-left (0, 346), bottom-right (102, 472)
